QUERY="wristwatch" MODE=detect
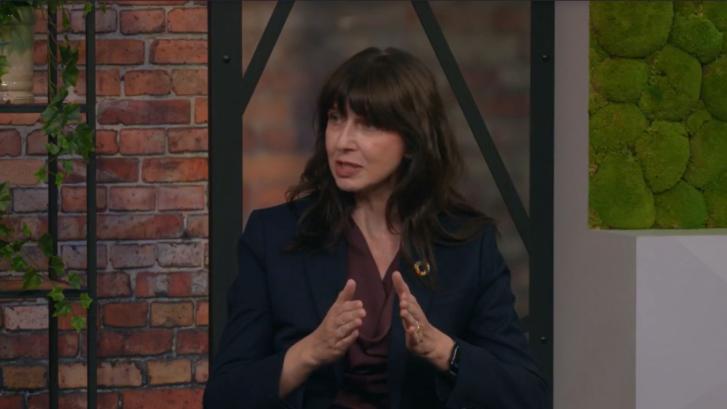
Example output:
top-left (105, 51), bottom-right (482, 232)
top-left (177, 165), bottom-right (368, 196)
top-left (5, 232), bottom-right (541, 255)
top-left (447, 341), bottom-right (461, 379)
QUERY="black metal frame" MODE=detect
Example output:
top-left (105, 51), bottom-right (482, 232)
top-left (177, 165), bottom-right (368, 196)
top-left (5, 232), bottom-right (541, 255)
top-left (210, 0), bottom-right (553, 406)
top-left (0, 2), bottom-right (98, 408)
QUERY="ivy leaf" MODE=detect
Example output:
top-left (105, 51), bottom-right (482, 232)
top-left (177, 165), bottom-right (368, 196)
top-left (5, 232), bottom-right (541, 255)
top-left (22, 272), bottom-right (41, 290)
top-left (79, 292), bottom-right (92, 309)
top-left (50, 255), bottom-right (65, 278)
top-left (70, 315), bottom-right (86, 331)
top-left (52, 300), bottom-right (71, 317)
top-left (11, 254), bottom-right (28, 272)
top-left (34, 164), bottom-right (48, 184)
top-left (0, 223), bottom-right (10, 238)
top-left (48, 286), bottom-right (64, 303)
top-left (0, 182), bottom-right (11, 212)
top-left (21, 223), bottom-right (30, 238)
top-left (47, 142), bottom-right (61, 156)
top-left (38, 233), bottom-right (54, 256)
top-left (67, 272), bottom-right (81, 289)
top-left (83, 3), bottom-right (93, 15)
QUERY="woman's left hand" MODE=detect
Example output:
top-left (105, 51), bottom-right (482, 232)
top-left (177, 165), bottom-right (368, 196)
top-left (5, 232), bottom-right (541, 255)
top-left (392, 270), bottom-right (455, 372)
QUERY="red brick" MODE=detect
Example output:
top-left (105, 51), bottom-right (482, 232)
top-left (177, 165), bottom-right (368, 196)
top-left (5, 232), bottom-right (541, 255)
top-left (70, 8), bottom-right (117, 33)
top-left (76, 69), bottom-right (121, 97)
top-left (99, 361), bottom-right (143, 387)
top-left (87, 39), bottom-right (145, 65)
top-left (60, 363), bottom-right (86, 389)
top-left (0, 333), bottom-right (77, 359)
top-left (98, 273), bottom-right (131, 298)
top-left (177, 329), bottom-right (208, 354)
top-left (33, 70), bottom-right (46, 96)
top-left (36, 39), bottom-right (142, 66)
top-left (0, 159), bottom-right (45, 185)
top-left (58, 303), bottom-right (90, 331)
top-left (157, 243), bottom-right (204, 267)
top-left (195, 97), bottom-right (207, 124)
top-left (1, 215), bottom-right (47, 241)
top-left (150, 302), bottom-right (194, 327)
top-left (120, 9), bottom-right (165, 34)
top-left (0, 129), bottom-right (21, 156)
top-left (124, 70), bottom-right (171, 96)
top-left (195, 301), bottom-right (208, 326)
top-left (122, 388), bottom-right (203, 409)
top-left (97, 130), bottom-right (119, 154)
top-left (119, 128), bottom-right (166, 154)
top-left (167, 7), bottom-right (207, 33)
top-left (194, 359), bottom-right (208, 383)
top-left (246, 183), bottom-right (290, 213)
top-left (61, 244), bottom-right (108, 269)
top-left (142, 158), bottom-right (207, 182)
top-left (171, 69), bottom-right (207, 96)
top-left (109, 186), bottom-right (156, 211)
top-left (136, 272), bottom-right (207, 298)
top-left (3, 305), bottom-right (47, 330)
top-left (61, 186), bottom-right (108, 212)
top-left (0, 396), bottom-right (22, 409)
top-left (12, 188), bottom-right (48, 212)
top-left (111, 0), bottom-right (186, 4)
top-left (168, 127), bottom-right (207, 152)
top-left (99, 329), bottom-right (173, 357)
top-left (27, 392), bottom-right (119, 409)
top-left (109, 244), bottom-right (156, 269)
top-left (59, 215), bottom-right (85, 240)
top-left (98, 214), bottom-right (183, 240)
top-left (158, 185), bottom-right (205, 210)
top-left (26, 129), bottom-right (46, 155)
top-left (103, 302), bottom-right (148, 327)
top-left (151, 40), bottom-right (207, 64)
top-left (185, 214), bottom-right (208, 238)
top-left (148, 359), bottom-right (191, 385)
top-left (67, 158), bottom-right (138, 183)
top-left (0, 112), bottom-right (40, 125)
top-left (2, 366), bottom-right (46, 389)
top-left (0, 244), bottom-right (46, 270)
top-left (98, 99), bottom-right (190, 125)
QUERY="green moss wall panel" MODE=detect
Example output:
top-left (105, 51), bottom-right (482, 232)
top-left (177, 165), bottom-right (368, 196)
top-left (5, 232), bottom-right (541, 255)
top-left (589, 0), bottom-right (727, 229)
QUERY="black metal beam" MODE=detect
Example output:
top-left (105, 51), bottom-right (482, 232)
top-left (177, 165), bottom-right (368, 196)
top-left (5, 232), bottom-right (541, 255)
top-left (241, 1), bottom-right (294, 115)
top-left (209, 0), bottom-right (243, 364)
top-left (411, 1), bottom-right (532, 255)
top-left (85, 2), bottom-right (98, 407)
top-left (530, 2), bottom-right (555, 407)
top-left (47, 2), bottom-right (59, 406)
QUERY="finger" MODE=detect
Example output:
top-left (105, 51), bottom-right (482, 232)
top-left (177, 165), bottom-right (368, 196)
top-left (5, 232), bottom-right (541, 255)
top-left (334, 328), bottom-right (359, 349)
top-left (335, 308), bottom-right (366, 326)
top-left (336, 279), bottom-right (357, 303)
top-left (337, 317), bottom-right (362, 338)
top-left (392, 271), bottom-right (408, 298)
top-left (340, 300), bottom-right (364, 312)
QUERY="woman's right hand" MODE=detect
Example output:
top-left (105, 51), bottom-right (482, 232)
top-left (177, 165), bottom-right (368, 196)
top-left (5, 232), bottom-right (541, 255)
top-left (304, 279), bottom-right (366, 368)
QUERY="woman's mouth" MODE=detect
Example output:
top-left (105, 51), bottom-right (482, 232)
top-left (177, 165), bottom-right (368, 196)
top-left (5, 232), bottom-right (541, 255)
top-left (334, 161), bottom-right (362, 178)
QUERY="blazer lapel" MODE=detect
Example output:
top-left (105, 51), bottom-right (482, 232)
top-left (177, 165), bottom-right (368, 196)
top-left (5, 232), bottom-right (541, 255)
top-left (303, 238), bottom-right (348, 387)
top-left (388, 252), bottom-right (434, 409)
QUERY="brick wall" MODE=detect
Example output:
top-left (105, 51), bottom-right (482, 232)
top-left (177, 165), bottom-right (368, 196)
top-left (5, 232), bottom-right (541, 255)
top-left (0, 1), bottom-right (207, 408)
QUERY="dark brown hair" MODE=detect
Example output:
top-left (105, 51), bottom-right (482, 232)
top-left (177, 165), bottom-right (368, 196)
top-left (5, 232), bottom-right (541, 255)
top-left (286, 46), bottom-right (494, 286)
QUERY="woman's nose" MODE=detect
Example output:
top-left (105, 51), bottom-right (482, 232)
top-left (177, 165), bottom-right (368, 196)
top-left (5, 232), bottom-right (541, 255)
top-left (335, 121), bottom-right (357, 150)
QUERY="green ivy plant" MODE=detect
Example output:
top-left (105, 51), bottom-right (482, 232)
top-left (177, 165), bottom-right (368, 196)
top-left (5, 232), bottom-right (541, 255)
top-left (1, 0), bottom-right (99, 331)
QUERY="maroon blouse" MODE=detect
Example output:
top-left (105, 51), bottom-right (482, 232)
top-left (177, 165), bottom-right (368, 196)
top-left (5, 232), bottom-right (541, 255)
top-left (330, 220), bottom-right (400, 409)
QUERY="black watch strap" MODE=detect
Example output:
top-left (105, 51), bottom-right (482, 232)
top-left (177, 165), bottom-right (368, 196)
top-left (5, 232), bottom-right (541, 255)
top-left (447, 341), bottom-right (461, 378)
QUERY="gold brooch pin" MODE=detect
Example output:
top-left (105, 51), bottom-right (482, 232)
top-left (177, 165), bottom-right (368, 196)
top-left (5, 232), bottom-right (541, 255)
top-left (413, 260), bottom-right (430, 277)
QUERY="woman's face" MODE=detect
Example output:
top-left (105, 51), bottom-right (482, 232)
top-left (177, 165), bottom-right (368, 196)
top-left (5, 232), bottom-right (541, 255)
top-left (325, 106), bottom-right (406, 198)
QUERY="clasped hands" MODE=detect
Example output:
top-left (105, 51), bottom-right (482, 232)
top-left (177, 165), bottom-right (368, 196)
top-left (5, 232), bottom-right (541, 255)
top-left (305, 271), bottom-right (454, 372)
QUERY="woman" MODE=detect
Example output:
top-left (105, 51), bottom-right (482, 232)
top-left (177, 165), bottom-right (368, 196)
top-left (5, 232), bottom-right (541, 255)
top-left (204, 47), bottom-right (547, 409)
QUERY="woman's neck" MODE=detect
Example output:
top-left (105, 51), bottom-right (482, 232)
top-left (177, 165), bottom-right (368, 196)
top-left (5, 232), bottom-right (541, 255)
top-left (352, 188), bottom-right (401, 238)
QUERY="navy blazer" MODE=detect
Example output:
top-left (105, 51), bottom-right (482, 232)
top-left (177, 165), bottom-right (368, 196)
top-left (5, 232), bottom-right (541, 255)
top-left (204, 197), bottom-right (547, 409)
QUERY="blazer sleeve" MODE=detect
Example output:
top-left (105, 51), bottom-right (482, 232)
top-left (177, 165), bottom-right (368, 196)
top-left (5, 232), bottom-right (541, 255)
top-left (203, 210), bottom-right (299, 409)
top-left (434, 225), bottom-right (548, 409)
